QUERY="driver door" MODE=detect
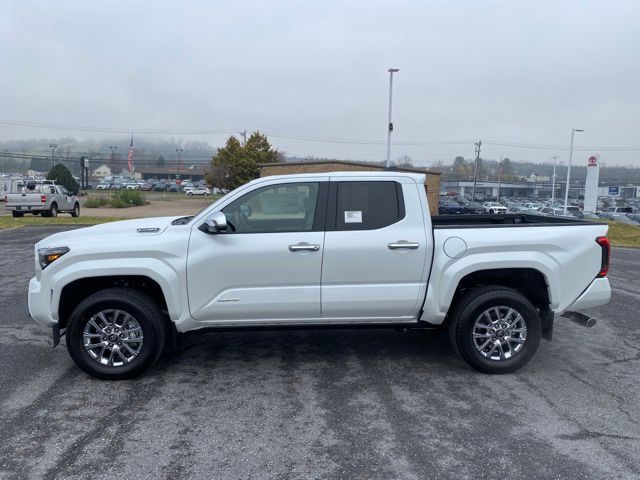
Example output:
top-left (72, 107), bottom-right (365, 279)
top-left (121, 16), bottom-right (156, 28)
top-left (187, 179), bottom-right (328, 324)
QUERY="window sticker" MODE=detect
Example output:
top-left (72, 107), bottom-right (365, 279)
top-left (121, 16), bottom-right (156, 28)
top-left (344, 211), bottom-right (363, 223)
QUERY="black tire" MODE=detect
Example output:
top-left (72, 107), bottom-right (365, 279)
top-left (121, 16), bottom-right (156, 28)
top-left (71, 203), bottom-right (80, 217)
top-left (489, 209), bottom-right (494, 214)
top-left (66, 288), bottom-right (167, 380)
top-left (49, 203), bottom-right (58, 217)
top-left (448, 286), bottom-right (541, 374)
top-left (12, 211), bottom-right (24, 218)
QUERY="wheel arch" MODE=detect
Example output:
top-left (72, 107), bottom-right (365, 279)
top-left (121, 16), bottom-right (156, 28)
top-left (58, 275), bottom-right (169, 330)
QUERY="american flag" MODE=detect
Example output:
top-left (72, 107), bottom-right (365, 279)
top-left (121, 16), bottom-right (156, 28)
top-left (127, 133), bottom-right (134, 173)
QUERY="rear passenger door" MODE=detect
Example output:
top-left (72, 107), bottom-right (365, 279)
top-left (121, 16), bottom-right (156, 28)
top-left (321, 178), bottom-right (429, 321)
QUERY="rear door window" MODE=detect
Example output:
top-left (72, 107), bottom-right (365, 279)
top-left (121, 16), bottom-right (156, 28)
top-left (334, 181), bottom-right (405, 231)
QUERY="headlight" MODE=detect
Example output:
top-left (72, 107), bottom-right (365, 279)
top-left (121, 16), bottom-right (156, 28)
top-left (38, 247), bottom-right (70, 269)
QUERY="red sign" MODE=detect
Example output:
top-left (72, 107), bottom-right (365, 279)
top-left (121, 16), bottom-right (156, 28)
top-left (588, 155), bottom-right (598, 167)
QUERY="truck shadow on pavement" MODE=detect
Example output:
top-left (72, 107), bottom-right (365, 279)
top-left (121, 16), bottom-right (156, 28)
top-left (157, 327), bottom-right (464, 374)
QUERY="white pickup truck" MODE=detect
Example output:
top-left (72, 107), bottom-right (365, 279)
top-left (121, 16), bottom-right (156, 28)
top-left (5, 182), bottom-right (80, 218)
top-left (28, 172), bottom-right (611, 379)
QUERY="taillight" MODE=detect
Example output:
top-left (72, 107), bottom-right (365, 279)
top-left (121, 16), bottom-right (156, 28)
top-left (41, 195), bottom-right (46, 203)
top-left (596, 236), bottom-right (610, 278)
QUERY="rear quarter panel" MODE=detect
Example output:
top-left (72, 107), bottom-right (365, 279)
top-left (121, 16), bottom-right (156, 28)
top-left (421, 223), bottom-right (609, 324)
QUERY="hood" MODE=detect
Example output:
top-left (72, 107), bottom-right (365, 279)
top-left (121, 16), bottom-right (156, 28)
top-left (38, 216), bottom-right (183, 249)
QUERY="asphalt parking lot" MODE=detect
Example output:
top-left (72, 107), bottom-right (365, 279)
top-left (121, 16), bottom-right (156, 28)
top-left (1, 226), bottom-right (639, 479)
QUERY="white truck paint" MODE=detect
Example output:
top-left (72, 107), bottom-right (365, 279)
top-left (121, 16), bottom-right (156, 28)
top-left (27, 172), bottom-right (611, 378)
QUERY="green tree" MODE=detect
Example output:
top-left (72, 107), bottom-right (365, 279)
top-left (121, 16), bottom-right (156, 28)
top-left (47, 163), bottom-right (80, 194)
top-left (207, 132), bottom-right (279, 190)
top-left (452, 156), bottom-right (468, 178)
top-left (156, 155), bottom-right (166, 167)
top-left (500, 157), bottom-right (516, 180)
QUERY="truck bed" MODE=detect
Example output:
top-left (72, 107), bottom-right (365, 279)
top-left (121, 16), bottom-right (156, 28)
top-left (432, 213), bottom-right (603, 228)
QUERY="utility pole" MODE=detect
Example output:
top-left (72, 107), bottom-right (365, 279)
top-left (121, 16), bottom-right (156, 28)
top-left (109, 146), bottom-right (117, 175)
top-left (239, 130), bottom-right (247, 145)
top-left (49, 143), bottom-right (58, 169)
top-left (471, 141), bottom-right (482, 201)
top-left (386, 68), bottom-right (399, 168)
top-left (176, 148), bottom-right (184, 175)
top-left (550, 155), bottom-right (559, 206)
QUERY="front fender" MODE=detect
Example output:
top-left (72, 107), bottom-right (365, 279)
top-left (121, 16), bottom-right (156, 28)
top-left (48, 258), bottom-right (186, 323)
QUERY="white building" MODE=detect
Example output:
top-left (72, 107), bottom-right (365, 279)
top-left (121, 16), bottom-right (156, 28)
top-left (92, 164), bottom-right (112, 178)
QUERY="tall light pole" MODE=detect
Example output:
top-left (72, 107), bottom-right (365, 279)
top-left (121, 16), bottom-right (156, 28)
top-left (563, 127), bottom-right (584, 215)
top-left (109, 146), bottom-right (117, 174)
top-left (386, 68), bottom-right (399, 168)
top-left (497, 156), bottom-right (503, 201)
top-left (49, 143), bottom-right (58, 169)
top-left (550, 155), bottom-right (559, 206)
top-left (471, 141), bottom-right (482, 201)
top-left (176, 148), bottom-right (184, 175)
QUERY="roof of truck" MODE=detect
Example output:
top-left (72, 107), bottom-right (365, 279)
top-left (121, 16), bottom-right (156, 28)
top-left (258, 170), bottom-right (427, 184)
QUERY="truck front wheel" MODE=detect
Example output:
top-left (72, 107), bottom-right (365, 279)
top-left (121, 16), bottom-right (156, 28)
top-left (448, 286), bottom-right (541, 374)
top-left (71, 203), bottom-right (80, 217)
top-left (66, 288), bottom-right (166, 380)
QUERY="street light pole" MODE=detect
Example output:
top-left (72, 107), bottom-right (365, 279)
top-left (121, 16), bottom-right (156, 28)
top-left (176, 148), bottom-right (184, 175)
top-left (471, 141), bottom-right (482, 201)
top-left (563, 127), bottom-right (584, 215)
top-left (109, 146), bottom-right (117, 175)
top-left (49, 143), bottom-right (58, 169)
top-left (550, 155), bottom-right (558, 206)
top-left (386, 68), bottom-right (399, 168)
top-left (497, 156), bottom-right (503, 201)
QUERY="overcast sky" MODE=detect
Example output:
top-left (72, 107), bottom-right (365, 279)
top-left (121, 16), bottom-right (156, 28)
top-left (1, 0), bottom-right (639, 166)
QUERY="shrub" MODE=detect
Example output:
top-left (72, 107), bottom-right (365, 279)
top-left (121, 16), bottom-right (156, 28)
top-left (109, 198), bottom-right (129, 208)
top-left (84, 196), bottom-right (109, 208)
top-left (113, 189), bottom-right (145, 206)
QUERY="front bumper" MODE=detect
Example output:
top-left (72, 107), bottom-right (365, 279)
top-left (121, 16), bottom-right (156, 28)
top-left (28, 276), bottom-right (56, 327)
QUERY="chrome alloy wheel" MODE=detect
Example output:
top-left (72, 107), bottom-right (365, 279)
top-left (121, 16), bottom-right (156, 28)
top-left (82, 309), bottom-right (143, 367)
top-left (472, 306), bottom-right (527, 361)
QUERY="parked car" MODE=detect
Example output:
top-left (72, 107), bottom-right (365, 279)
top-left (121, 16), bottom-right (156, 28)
top-left (167, 183), bottom-right (178, 192)
top-left (187, 187), bottom-right (211, 196)
top-left (438, 200), bottom-right (466, 214)
top-left (96, 182), bottom-right (111, 190)
top-left (28, 172), bottom-right (611, 379)
top-left (482, 202), bottom-right (507, 214)
top-left (5, 182), bottom-right (80, 218)
top-left (464, 201), bottom-right (485, 214)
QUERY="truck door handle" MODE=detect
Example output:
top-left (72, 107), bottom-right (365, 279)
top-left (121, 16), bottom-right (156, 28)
top-left (388, 241), bottom-right (420, 250)
top-left (289, 243), bottom-right (320, 252)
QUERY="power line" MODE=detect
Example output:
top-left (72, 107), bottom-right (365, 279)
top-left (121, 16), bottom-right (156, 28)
top-left (2, 117), bottom-right (640, 151)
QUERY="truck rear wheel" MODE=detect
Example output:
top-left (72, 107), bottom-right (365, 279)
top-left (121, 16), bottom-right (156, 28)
top-left (12, 211), bottom-right (24, 218)
top-left (448, 286), bottom-right (541, 374)
top-left (66, 288), bottom-right (166, 380)
top-left (49, 203), bottom-right (58, 217)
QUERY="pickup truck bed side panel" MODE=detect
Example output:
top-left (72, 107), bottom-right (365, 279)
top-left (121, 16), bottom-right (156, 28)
top-left (420, 223), bottom-right (608, 324)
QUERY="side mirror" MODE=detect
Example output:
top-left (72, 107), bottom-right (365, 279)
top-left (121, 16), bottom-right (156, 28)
top-left (198, 211), bottom-right (228, 234)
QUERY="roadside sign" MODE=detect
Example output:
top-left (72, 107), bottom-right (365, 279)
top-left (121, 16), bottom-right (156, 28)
top-left (588, 156), bottom-right (597, 167)
top-left (608, 186), bottom-right (619, 196)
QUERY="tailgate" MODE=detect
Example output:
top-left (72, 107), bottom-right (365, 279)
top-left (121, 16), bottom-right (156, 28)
top-left (6, 194), bottom-right (44, 209)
